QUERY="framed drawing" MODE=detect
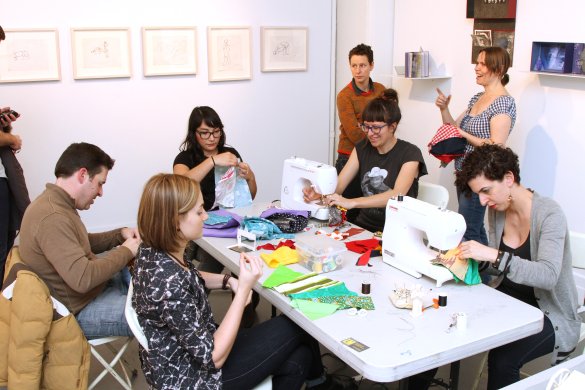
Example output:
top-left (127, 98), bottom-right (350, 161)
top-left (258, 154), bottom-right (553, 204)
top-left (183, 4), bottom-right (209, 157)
top-left (142, 27), bottom-right (197, 76)
top-left (0, 29), bottom-right (61, 83)
top-left (261, 27), bottom-right (308, 72)
top-left (207, 26), bottom-right (251, 81)
top-left (71, 28), bottom-right (131, 79)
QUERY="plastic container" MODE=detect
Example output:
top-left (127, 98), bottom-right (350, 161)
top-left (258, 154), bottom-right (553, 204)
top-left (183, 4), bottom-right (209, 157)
top-left (296, 240), bottom-right (346, 274)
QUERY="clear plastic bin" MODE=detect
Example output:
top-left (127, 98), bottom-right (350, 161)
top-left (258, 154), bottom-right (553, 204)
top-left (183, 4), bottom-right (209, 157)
top-left (296, 240), bottom-right (346, 273)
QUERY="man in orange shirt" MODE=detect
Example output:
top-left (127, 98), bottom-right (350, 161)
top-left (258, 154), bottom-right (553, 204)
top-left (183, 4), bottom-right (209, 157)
top-left (335, 44), bottom-right (385, 223)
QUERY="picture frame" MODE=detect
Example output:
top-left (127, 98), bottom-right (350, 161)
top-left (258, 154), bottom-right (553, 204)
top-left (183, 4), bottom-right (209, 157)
top-left (71, 28), bottom-right (132, 79)
top-left (207, 26), bottom-right (251, 82)
top-left (0, 29), bottom-right (61, 83)
top-left (531, 42), bottom-right (574, 74)
top-left (142, 27), bottom-right (197, 76)
top-left (261, 27), bottom-right (308, 72)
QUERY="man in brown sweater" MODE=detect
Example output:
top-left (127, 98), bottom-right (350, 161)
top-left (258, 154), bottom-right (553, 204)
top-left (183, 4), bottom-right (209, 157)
top-left (336, 43), bottom-right (385, 223)
top-left (19, 142), bottom-right (140, 338)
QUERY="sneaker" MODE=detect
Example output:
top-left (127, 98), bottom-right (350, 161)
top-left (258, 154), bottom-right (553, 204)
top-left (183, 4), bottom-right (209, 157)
top-left (309, 374), bottom-right (358, 390)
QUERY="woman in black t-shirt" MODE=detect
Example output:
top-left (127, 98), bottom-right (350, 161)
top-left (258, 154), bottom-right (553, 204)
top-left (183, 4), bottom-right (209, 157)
top-left (173, 106), bottom-right (257, 211)
top-left (304, 89), bottom-right (427, 232)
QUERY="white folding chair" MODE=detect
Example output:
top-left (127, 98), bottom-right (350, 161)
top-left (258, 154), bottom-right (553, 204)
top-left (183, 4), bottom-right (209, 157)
top-left (124, 279), bottom-right (149, 351)
top-left (88, 336), bottom-right (133, 390)
top-left (417, 181), bottom-right (449, 209)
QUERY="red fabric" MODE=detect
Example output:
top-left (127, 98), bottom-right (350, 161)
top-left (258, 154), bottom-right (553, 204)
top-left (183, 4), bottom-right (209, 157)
top-left (345, 238), bottom-right (380, 254)
top-left (257, 239), bottom-right (296, 251)
top-left (356, 250), bottom-right (372, 266)
top-left (428, 124), bottom-right (463, 147)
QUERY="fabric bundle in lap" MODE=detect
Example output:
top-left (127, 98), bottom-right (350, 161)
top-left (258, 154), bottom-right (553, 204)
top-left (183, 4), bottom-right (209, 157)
top-left (428, 124), bottom-right (466, 166)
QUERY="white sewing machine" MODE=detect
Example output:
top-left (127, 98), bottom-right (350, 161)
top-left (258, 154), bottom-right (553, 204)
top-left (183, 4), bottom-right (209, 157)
top-left (281, 157), bottom-right (337, 220)
top-left (382, 195), bottom-right (466, 287)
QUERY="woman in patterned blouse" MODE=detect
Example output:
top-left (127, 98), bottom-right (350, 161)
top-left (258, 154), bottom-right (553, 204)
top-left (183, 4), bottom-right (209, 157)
top-left (134, 174), bottom-right (334, 390)
top-left (435, 46), bottom-right (517, 246)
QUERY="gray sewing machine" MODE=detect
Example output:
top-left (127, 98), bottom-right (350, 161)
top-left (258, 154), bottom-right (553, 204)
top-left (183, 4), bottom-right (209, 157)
top-left (382, 195), bottom-right (466, 287)
top-left (281, 157), bottom-right (337, 220)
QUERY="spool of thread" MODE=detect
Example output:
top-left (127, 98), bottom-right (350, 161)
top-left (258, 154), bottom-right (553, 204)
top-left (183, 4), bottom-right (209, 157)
top-left (456, 312), bottom-right (467, 331)
top-left (411, 297), bottom-right (423, 317)
top-left (361, 281), bottom-right (371, 295)
top-left (438, 293), bottom-right (447, 307)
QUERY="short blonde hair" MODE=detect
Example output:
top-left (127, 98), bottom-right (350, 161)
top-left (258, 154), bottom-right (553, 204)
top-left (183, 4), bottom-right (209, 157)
top-left (137, 174), bottom-right (201, 253)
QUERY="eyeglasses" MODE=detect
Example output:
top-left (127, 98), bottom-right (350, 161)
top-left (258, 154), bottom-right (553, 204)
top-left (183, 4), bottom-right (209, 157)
top-left (360, 123), bottom-right (388, 134)
top-left (196, 128), bottom-right (222, 139)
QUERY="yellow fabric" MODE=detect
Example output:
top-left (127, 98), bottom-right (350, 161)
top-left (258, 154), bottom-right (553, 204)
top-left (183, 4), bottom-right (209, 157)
top-left (260, 247), bottom-right (299, 268)
top-left (0, 253), bottom-right (90, 390)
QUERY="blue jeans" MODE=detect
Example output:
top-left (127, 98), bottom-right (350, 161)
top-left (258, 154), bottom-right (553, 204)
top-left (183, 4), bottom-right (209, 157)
top-left (487, 315), bottom-right (555, 389)
top-left (457, 189), bottom-right (488, 245)
top-left (75, 271), bottom-right (132, 339)
top-left (222, 315), bottom-right (324, 390)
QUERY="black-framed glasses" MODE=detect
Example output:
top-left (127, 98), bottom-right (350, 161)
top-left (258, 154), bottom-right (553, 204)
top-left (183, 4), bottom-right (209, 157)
top-left (196, 128), bottom-right (222, 139)
top-left (360, 123), bottom-right (387, 134)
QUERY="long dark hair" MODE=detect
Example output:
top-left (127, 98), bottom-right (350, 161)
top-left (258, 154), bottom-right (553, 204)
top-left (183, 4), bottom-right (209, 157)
top-left (179, 106), bottom-right (226, 157)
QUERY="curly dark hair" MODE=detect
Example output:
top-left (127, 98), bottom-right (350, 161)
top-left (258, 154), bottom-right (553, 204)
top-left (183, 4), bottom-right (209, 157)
top-left (348, 43), bottom-right (374, 64)
top-left (455, 144), bottom-right (520, 196)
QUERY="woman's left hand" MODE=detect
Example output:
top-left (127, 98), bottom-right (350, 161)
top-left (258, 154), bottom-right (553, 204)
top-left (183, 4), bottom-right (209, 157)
top-left (458, 240), bottom-right (498, 263)
top-left (325, 193), bottom-right (356, 210)
top-left (238, 162), bottom-right (254, 180)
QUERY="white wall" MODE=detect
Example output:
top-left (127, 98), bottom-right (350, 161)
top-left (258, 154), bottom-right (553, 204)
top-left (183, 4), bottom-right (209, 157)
top-left (333, 0), bottom-right (395, 160)
top-left (390, 0), bottom-right (585, 232)
top-left (3, 0), bottom-right (335, 230)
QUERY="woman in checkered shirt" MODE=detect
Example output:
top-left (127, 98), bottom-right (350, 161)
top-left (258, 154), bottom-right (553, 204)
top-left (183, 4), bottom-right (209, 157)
top-left (435, 46), bottom-right (516, 245)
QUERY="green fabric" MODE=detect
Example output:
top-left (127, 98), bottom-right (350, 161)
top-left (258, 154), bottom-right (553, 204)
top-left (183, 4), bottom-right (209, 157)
top-left (453, 258), bottom-right (482, 285)
top-left (464, 259), bottom-right (482, 285)
top-left (262, 265), bottom-right (304, 288)
top-left (275, 275), bottom-right (337, 295)
top-left (291, 299), bottom-right (339, 320)
top-left (289, 283), bottom-right (357, 300)
top-left (314, 295), bottom-right (375, 310)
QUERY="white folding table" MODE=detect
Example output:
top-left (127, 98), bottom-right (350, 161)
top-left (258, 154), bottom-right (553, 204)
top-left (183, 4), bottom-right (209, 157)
top-left (196, 203), bottom-right (544, 386)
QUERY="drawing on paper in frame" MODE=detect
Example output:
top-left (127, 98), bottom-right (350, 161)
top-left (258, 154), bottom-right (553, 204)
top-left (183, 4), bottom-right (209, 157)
top-left (71, 28), bottom-right (132, 79)
top-left (0, 29), bottom-right (61, 83)
top-left (142, 27), bottom-right (197, 76)
top-left (261, 27), bottom-right (308, 72)
top-left (207, 26), bottom-right (251, 82)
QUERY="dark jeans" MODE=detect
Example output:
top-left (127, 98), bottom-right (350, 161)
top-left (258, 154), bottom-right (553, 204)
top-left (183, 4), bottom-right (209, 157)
top-left (487, 315), bottom-right (555, 389)
top-left (222, 315), bottom-right (323, 390)
top-left (335, 154), bottom-right (362, 224)
top-left (0, 178), bottom-right (16, 287)
top-left (457, 188), bottom-right (488, 245)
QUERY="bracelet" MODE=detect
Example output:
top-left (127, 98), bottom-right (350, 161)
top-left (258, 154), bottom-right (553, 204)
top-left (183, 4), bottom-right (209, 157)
top-left (210, 156), bottom-right (216, 166)
top-left (493, 250), bottom-right (512, 271)
top-left (221, 274), bottom-right (231, 290)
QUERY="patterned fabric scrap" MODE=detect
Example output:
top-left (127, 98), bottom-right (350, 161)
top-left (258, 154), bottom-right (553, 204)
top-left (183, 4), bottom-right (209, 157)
top-left (273, 273), bottom-right (340, 295)
top-left (314, 295), bottom-right (375, 310)
top-left (242, 217), bottom-right (295, 240)
top-left (289, 282), bottom-right (356, 300)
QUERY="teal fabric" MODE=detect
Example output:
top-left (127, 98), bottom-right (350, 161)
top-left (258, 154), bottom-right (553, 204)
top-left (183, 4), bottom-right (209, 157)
top-left (214, 166), bottom-right (253, 208)
top-left (242, 217), bottom-right (294, 240)
top-left (204, 213), bottom-right (232, 226)
top-left (453, 258), bottom-right (482, 285)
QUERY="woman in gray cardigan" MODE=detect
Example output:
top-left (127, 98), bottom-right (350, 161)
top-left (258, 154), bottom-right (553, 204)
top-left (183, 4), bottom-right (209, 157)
top-left (455, 144), bottom-right (581, 389)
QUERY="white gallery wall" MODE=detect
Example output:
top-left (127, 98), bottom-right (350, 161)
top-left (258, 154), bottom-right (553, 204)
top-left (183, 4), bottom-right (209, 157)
top-left (389, 0), bottom-right (585, 232)
top-left (2, 0), bottom-right (336, 231)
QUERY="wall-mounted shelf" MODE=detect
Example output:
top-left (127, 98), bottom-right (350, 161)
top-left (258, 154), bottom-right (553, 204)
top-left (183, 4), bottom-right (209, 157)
top-left (529, 71), bottom-right (585, 79)
top-left (393, 75), bottom-right (451, 80)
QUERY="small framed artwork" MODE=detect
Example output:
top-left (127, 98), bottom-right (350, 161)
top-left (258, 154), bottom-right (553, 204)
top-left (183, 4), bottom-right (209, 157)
top-left (207, 26), bottom-right (251, 82)
top-left (0, 29), bottom-right (61, 83)
top-left (261, 27), bottom-right (308, 72)
top-left (142, 27), bottom-right (197, 76)
top-left (71, 28), bottom-right (132, 79)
